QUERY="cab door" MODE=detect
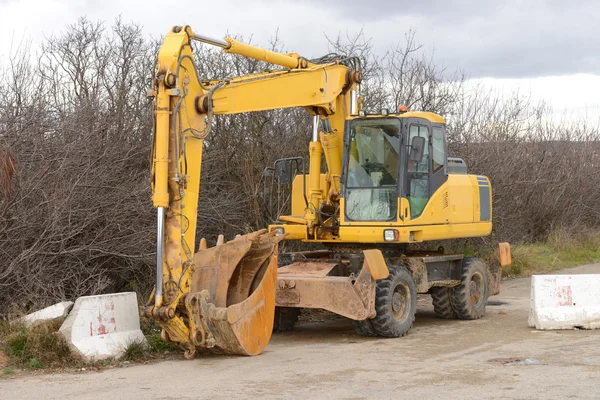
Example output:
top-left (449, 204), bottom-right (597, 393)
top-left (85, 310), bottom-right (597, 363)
top-left (403, 119), bottom-right (431, 220)
top-left (430, 124), bottom-right (448, 195)
top-left (401, 119), bottom-right (448, 224)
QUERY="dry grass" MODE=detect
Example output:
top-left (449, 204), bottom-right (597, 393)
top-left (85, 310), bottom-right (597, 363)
top-left (0, 319), bottom-right (82, 370)
top-left (504, 229), bottom-right (600, 277)
top-left (121, 339), bottom-right (149, 361)
top-left (0, 316), bottom-right (177, 373)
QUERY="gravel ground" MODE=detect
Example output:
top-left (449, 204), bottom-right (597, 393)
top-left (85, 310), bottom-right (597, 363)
top-left (2, 264), bottom-right (599, 400)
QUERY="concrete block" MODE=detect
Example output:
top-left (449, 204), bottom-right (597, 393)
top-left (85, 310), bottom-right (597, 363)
top-left (22, 301), bottom-right (74, 327)
top-left (529, 274), bottom-right (600, 330)
top-left (59, 292), bottom-right (147, 360)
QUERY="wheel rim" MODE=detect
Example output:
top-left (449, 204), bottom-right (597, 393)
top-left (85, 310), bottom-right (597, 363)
top-left (391, 282), bottom-right (410, 321)
top-left (469, 272), bottom-right (484, 306)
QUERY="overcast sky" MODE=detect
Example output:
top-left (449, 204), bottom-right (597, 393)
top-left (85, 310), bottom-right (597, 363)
top-left (1, 0), bottom-right (599, 118)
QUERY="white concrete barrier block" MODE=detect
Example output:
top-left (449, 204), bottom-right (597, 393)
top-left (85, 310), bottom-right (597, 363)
top-left (22, 301), bottom-right (74, 327)
top-left (529, 274), bottom-right (600, 330)
top-left (59, 292), bottom-right (147, 360)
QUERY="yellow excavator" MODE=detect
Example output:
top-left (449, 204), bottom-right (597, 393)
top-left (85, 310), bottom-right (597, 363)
top-left (144, 25), bottom-right (512, 358)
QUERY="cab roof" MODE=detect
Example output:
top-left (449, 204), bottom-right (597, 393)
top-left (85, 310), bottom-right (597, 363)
top-left (348, 110), bottom-right (446, 124)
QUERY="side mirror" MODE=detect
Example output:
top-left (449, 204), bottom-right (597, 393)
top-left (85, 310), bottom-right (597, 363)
top-left (409, 136), bottom-right (426, 162)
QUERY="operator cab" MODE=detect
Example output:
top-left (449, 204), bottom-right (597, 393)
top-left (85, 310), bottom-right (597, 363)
top-left (342, 111), bottom-right (448, 224)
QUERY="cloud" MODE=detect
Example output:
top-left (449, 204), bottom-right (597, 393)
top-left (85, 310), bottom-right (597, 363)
top-left (289, 0), bottom-right (502, 20)
top-left (282, 0), bottom-right (600, 78)
top-left (1, 0), bottom-right (599, 79)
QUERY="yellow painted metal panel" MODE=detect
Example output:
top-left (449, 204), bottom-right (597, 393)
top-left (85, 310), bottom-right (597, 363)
top-left (210, 65), bottom-right (349, 115)
top-left (362, 249), bottom-right (390, 280)
top-left (268, 224), bottom-right (308, 240)
top-left (347, 110), bottom-right (445, 124)
top-left (499, 242), bottom-right (512, 266)
top-left (338, 222), bottom-right (492, 243)
top-left (290, 174), bottom-right (329, 218)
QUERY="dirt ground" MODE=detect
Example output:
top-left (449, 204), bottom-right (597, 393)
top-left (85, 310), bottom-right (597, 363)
top-left (2, 264), bottom-right (599, 400)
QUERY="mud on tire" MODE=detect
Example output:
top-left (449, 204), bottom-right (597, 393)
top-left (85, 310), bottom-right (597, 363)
top-left (370, 266), bottom-right (417, 338)
top-left (449, 257), bottom-right (489, 320)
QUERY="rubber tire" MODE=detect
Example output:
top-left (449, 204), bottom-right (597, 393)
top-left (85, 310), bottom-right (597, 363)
top-left (273, 307), bottom-right (300, 332)
top-left (370, 266), bottom-right (417, 338)
top-left (353, 319), bottom-right (378, 337)
top-left (449, 257), bottom-right (489, 320)
top-left (430, 287), bottom-right (457, 319)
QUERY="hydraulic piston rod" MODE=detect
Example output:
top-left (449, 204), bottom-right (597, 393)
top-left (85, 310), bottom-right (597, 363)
top-left (191, 33), bottom-right (229, 49)
top-left (155, 207), bottom-right (165, 306)
top-left (190, 32), bottom-right (307, 69)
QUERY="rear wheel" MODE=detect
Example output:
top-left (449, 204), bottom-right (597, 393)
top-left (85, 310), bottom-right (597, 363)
top-left (273, 307), bottom-right (300, 332)
top-left (449, 257), bottom-right (489, 320)
top-left (430, 287), bottom-right (456, 319)
top-left (370, 266), bottom-right (417, 338)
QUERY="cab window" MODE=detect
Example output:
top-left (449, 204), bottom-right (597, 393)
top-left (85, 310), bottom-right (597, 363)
top-left (408, 125), bottom-right (429, 173)
top-left (432, 126), bottom-right (446, 173)
top-left (344, 119), bottom-right (400, 222)
top-left (407, 124), bottom-right (429, 219)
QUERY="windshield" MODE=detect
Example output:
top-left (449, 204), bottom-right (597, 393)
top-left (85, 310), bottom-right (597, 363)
top-left (344, 118), bottom-right (400, 222)
top-left (346, 119), bottom-right (400, 188)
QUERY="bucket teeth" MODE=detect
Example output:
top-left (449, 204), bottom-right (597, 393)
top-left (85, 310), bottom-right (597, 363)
top-left (199, 238), bottom-right (207, 250)
top-left (244, 228), bottom-right (267, 242)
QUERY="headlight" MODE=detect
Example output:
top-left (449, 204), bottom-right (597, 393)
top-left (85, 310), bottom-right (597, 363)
top-left (383, 229), bottom-right (399, 242)
top-left (271, 227), bottom-right (285, 236)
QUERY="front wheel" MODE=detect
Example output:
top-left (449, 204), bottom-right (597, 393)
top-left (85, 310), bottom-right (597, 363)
top-left (449, 257), bottom-right (489, 320)
top-left (370, 266), bottom-right (417, 338)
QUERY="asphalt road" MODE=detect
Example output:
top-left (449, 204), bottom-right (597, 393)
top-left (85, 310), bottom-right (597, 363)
top-left (2, 264), bottom-right (599, 400)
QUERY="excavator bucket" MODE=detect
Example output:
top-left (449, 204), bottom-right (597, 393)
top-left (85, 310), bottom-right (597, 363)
top-left (186, 229), bottom-right (281, 356)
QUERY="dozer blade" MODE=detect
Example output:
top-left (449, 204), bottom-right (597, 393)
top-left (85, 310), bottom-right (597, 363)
top-left (186, 229), bottom-right (281, 356)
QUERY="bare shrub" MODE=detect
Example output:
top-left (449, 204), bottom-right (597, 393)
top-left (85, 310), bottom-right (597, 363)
top-left (449, 87), bottom-right (600, 242)
top-left (0, 19), bottom-right (157, 314)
